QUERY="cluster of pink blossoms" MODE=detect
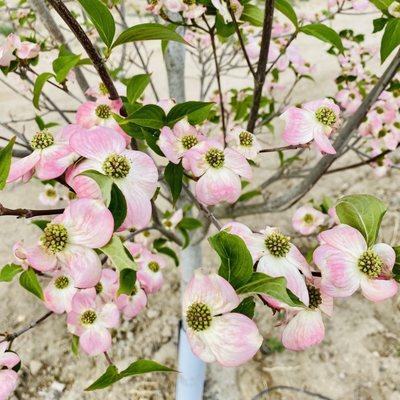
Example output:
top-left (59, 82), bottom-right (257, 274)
top-left (219, 220), bottom-right (398, 351)
top-left (158, 118), bottom-right (261, 205)
top-left (0, 33), bottom-right (39, 67)
top-left (0, 342), bottom-right (20, 400)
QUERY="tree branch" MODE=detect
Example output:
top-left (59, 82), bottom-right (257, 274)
top-left (47, 0), bottom-right (125, 114)
top-left (0, 312), bottom-right (53, 344)
top-left (246, 0), bottom-right (275, 133)
top-left (0, 204), bottom-right (64, 218)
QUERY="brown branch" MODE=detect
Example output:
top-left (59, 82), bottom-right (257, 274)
top-left (226, 2), bottom-right (256, 78)
top-left (246, 0), bottom-right (275, 133)
top-left (47, 0), bottom-right (125, 114)
top-left (326, 147), bottom-right (394, 174)
top-left (0, 312), bottom-right (53, 344)
top-left (0, 204), bottom-right (64, 218)
top-left (203, 16), bottom-right (227, 138)
top-left (151, 201), bottom-right (183, 246)
top-left (259, 143), bottom-right (311, 153)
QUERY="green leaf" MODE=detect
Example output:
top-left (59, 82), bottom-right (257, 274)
top-left (157, 246), bottom-right (179, 266)
top-left (19, 267), bottom-right (44, 300)
top-left (164, 162), bottom-right (183, 204)
top-left (369, 0), bottom-right (392, 12)
top-left (0, 136), bottom-right (15, 189)
top-left (373, 17), bottom-right (388, 33)
top-left (215, 14), bottom-right (235, 38)
top-left (209, 231), bottom-right (253, 289)
top-left (381, 19), bottom-right (400, 63)
top-left (0, 263), bottom-right (23, 282)
top-left (166, 101), bottom-right (214, 126)
top-left (118, 269), bottom-right (136, 295)
top-left (31, 219), bottom-right (50, 230)
top-left (177, 217), bottom-right (202, 231)
top-left (240, 4), bottom-right (264, 26)
top-left (79, 170), bottom-right (113, 206)
top-left (100, 235), bottom-right (137, 271)
top-left (118, 360), bottom-right (175, 379)
top-left (300, 23), bottom-right (344, 53)
top-left (392, 246), bottom-right (400, 282)
top-left (127, 74), bottom-right (151, 103)
top-left (112, 23), bottom-right (187, 48)
top-left (274, 0), bottom-right (298, 27)
top-left (232, 296), bottom-right (255, 318)
top-left (236, 272), bottom-right (304, 307)
top-left (85, 365), bottom-right (120, 391)
top-left (71, 335), bottom-right (79, 356)
top-left (237, 189), bottom-right (262, 203)
top-left (335, 194), bottom-right (387, 246)
top-left (108, 183), bottom-right (127, 231)
top-left (78, 0), bottom-right (115, 48)
top-left (33, 72), bottom-right (54, 109)
top-left (126, 104), bottom-right (166, 129)
top-left (85, 360), bottom-right (175, 391)
top-left (52, 45), bottom-right (81, 83)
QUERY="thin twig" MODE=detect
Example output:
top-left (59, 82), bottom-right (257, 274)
top-left (0, 204), bottom-right (64, 218)
top-left (259, 143), bottom-right (311, 153)
top-left (252, 385), bottom-right (333, 400)
top-left (0, 312), bottom-right (53, 344)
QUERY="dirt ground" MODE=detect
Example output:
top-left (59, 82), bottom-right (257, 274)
top-left (1, 1), bottom-right (399, 399)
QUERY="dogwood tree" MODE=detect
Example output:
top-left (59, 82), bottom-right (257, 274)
top-left (0, 0), bottom-right (399, 398)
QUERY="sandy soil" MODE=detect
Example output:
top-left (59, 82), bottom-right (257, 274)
top-left (1, 1), bottom-right (399, 399)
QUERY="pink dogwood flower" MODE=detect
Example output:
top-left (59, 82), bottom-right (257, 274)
top-left (281, 98), bottom-right (340, 154)
top-left (67, 291), bottom-right (120, 356)
top-left (292, 205), bottom-right (326, 235)
top-left (116, 281), bottom-right (148, 319)
top-left (44, 272), bottom-right (77, 314)
top-left (0, 342), bottom-right (20, 400)
top-left (69, 127), bottom-right (158, 230)
top-left (92, 268), bottom-right (119, 302)
top-left (226, 127), bottom-right (261, 160)
top-left (186, 140), bottom-right (252, 205)
top-left (282, 278), bottom-right (333, 351)
top-left (76, 98), bottom-right (130, 144)
top-left (137, 253), bottom-right (166, 294)
top-left (253, 227), bottom-right (312, 306)
top-left (10, 36), bottom-right (40, 59)
top-left (0, 34), bottom-right (17, 67)
top-left (24, 199), bottom-right (114, 288)
top-left (7, 126), bottom-right (79, 183)
top-left (158, 119), bottom-right (205, 165)
top-left (162, 209), bottom-right (183, 230)
top-left (313, 224), bottom-right (398, 301)
top-left (38, 183), bottom-right (61, 206)
top-left (183, 270), bottom-right (262, 366)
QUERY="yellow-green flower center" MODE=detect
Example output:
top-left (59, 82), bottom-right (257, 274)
top-left (183, 0), bottom-right (196, 5)
top-left (45, 188), bottom-right (57, 198)
top-left (181, 135), bottom-right (199, 150)
top-left (95, 282), bottom-right (103, 294)
top-left (102, 154), bottom-right (131, 179)
top-left (358, 249), bottom-right (383, 278)
top-left (303, 213), bottom-right (314, 224)
top-left (264, 232), bottom-right (290, 257)
top-left (205, 148), bottom-right (224, 168)
top-left (307, 284), bottom-right (322, 309)
top-left (54, 275), bottom-right (70, 289)
top-left (148, 261), bottom-right (160, 272)
top-left (186, 302), bottom-right (212, 331)
top-left (80, 310), bottom-right (97, 325)
top-left (239, 131), bottom-right (253, 147)
top-left (95, 104), bottom-right (112, 119)
top-left (315, 106), bottom-right (337, 127)
top-left (30, 131), bottom-right (54, 150)
top-left (41, 223), bottom-right (68, 253)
